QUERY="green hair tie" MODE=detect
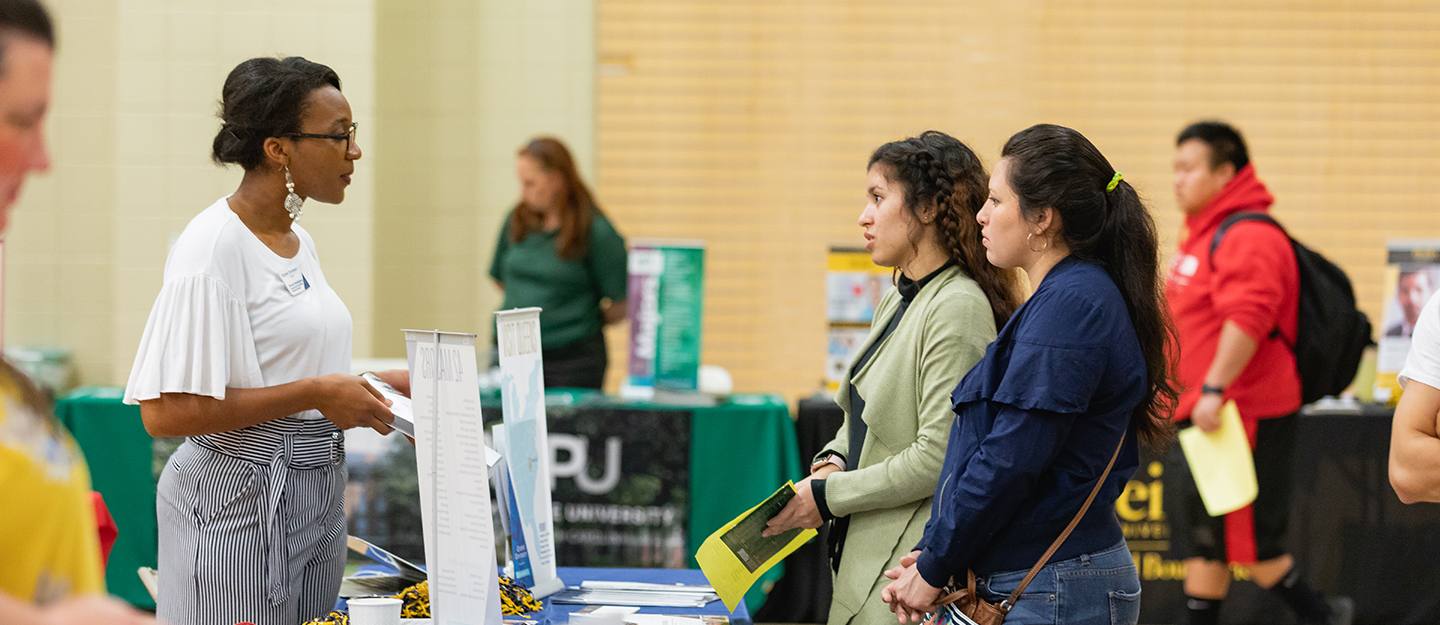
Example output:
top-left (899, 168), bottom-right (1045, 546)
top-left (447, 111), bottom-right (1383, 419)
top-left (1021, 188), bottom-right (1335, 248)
top-left (1106, 172), bottom-right (1124, 193)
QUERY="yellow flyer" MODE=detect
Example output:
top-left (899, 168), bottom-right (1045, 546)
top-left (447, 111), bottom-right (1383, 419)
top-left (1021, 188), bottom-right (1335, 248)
top-left (695, 482), bottom-right (817, 613)
top-left (1177, 400), bottom-right (1258, 517)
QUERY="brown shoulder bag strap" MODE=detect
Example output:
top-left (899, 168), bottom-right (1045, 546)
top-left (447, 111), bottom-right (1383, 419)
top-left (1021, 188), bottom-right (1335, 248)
top-left (997, 432), bottom-right (1127, 612)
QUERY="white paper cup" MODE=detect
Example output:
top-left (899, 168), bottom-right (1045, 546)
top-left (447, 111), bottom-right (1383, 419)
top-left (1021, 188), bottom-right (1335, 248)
top-left (348, 597), bottom-right (403, 625)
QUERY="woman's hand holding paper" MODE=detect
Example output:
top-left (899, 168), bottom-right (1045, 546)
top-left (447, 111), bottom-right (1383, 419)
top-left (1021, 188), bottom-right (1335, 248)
top-left (761, 477), bottom-right (822, 536)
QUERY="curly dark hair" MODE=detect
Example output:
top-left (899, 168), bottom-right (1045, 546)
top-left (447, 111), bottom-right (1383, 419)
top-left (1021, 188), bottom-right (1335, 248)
top-left (211, 56), bottom-right (341, 171)
top-left (868, 130), bottom-right (1022, 330)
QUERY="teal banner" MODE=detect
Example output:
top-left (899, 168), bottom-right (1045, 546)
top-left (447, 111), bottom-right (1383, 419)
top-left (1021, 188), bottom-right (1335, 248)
top-left (625, 240), bottom-right (706, 395)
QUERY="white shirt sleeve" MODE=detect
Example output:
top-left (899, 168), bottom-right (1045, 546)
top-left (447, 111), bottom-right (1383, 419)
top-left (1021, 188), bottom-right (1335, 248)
top-left (123, 273), bottom-right (265, 404)
top-left (1399, 291), bottom-right (1440, 391)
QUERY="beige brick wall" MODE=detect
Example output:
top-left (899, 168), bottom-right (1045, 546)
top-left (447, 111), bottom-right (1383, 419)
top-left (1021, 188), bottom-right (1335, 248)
top-left (7, 0), bottom-right (376, 387)
top-left (595, 0), bottom-right (1440, 400)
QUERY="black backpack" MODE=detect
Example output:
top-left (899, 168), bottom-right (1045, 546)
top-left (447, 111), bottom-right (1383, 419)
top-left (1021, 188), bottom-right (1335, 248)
top-left (1209, 212), bottom-right (1374, 404)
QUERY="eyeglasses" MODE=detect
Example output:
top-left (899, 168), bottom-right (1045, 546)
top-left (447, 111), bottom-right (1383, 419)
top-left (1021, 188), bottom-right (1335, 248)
top-left (283, 121), bottom-right (358, 153)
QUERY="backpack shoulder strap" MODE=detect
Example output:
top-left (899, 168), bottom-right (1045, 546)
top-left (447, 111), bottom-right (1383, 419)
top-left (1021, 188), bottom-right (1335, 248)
top-left (1209, 212), bottom-right (1286, 261)
top-left (1207, 211), bottom-right (1295, 349)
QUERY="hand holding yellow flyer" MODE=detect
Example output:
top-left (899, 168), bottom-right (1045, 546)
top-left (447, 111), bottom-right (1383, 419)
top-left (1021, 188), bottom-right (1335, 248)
top-left (1178, 400), bottom-right (1258, 516)
top-left (695, 483), bottom-right (817, 613)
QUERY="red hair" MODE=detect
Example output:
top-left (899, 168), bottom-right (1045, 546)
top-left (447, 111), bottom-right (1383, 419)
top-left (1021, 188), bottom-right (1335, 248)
top-left (509, 137), bottom-right (602, 261)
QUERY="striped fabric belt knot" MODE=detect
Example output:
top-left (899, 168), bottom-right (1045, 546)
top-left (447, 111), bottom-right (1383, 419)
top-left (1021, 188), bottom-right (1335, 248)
top-left (190, 417), bottom-right (344, 607)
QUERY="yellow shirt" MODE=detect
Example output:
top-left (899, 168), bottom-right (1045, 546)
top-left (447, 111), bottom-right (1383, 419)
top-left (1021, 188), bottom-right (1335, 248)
top-left (0, 377), bottom-right (104, 604)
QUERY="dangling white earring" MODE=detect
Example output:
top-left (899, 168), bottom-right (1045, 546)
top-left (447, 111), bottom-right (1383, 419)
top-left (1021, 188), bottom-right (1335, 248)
top-left (283, 166), bottom-right (304, 220)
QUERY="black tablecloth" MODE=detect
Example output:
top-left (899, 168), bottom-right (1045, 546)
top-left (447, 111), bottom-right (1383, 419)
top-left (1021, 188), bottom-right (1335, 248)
top-left (752, 397), bottom-right (844, 623)
top-left (770, 398), bottom-right (1440, 625)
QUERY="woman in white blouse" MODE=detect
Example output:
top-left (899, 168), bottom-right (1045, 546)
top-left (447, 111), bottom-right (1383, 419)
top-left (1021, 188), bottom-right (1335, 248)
top-left (124, 57), bottom-right (406, 625)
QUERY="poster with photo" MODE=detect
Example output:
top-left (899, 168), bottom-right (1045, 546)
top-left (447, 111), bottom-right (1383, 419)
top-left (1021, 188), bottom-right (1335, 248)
top-left (826, 327), bottom-right (871, 386)
top-left (825, 247), bottom-right (892, 390)
top-left (1376, 242), bottom-right (1440, 403)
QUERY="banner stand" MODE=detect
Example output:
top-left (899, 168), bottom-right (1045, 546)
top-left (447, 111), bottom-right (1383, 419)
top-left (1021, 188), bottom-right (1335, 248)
top-left (494, 309), bottom-right (564, 598)
top-left (404, 329), bottom-right (503, 625)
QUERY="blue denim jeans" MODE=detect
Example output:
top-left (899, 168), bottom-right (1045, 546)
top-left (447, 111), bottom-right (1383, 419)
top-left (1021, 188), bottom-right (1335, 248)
top-left (972, 541), bottom-right (1140, 625)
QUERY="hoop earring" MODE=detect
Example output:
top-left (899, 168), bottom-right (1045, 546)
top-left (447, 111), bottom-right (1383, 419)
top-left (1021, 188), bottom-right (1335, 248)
top-left (283, 166), bottom-right (304, 220)
top-left (1027, 232), bottom-right (1049, 253)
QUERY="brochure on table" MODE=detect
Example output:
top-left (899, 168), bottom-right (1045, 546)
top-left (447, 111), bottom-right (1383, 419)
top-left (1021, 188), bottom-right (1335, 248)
top-left (494, 308), bottom-right (564, 598)
top-left (490, 424), bottom-right (534, 588)
top-left (405, 329), bottom-right (503, 625)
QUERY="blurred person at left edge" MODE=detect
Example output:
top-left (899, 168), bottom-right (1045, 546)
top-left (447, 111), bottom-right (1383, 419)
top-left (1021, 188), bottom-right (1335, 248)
top-left (0, 0), bottom-right (158, 623)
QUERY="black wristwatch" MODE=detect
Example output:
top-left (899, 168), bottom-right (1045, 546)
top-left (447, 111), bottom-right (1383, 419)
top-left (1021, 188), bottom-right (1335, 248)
top-left (1200, 383), bottom-right (1226, 396)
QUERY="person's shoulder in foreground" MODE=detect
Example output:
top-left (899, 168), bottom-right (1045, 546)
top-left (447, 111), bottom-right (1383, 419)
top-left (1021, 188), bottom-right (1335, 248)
top-left (1391, 290), bottom-right (1440, 504)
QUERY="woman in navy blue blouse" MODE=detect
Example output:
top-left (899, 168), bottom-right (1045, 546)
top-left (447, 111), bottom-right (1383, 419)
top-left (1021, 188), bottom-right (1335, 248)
top-left (881, 124), bottom-right (1179, 625)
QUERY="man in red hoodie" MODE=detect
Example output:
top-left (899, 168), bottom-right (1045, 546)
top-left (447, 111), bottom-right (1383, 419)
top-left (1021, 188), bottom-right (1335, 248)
top-left (1165, 121), bottom-right (1350, 625)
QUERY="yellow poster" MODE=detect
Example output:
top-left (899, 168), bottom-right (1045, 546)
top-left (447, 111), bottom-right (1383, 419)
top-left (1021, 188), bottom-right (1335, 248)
top-left (1177, 401), bottom-right (1258, 517)
top-left (695, 483), bottom-right (817, 613)
top-left (826, 246), bottom-right (893, 390)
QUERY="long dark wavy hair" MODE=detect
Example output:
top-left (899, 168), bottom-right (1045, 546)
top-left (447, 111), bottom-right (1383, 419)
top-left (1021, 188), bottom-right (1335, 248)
top-left (869, 131), bottom-right (1022, 330)
top-left (1001, 124), bottom-right (1178, 448)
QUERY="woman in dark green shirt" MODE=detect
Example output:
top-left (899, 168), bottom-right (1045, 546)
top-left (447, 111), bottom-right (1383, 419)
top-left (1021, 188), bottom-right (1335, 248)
top-left (490, 137), bottom-right (628, 389)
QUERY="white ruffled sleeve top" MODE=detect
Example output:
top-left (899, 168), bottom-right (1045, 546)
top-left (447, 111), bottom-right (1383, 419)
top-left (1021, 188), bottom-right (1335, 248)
top-left (124, 197), bottom-right (353, 421)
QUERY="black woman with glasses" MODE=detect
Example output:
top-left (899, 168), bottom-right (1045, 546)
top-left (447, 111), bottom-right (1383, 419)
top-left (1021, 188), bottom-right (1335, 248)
top-left (124, 56), bottom-right (408, 625)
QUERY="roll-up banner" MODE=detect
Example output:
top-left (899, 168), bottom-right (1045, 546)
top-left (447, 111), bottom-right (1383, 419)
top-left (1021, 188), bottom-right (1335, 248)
top-left (404, 329), bottom-right (502, 625)
top-left (494, 308), bottom-right (564, 598)
top-left (623, 239), bottom-right (706, 400)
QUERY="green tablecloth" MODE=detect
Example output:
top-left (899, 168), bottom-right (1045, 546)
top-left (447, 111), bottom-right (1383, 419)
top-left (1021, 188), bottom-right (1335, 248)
top-left (58, 387), bottom-right (800, 613)
top-left (54, 387), bottom-right (156, 610)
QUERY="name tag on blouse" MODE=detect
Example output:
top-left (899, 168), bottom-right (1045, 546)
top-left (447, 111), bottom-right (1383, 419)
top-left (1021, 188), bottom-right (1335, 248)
top-left (280, 266), bottom-right (310, 296)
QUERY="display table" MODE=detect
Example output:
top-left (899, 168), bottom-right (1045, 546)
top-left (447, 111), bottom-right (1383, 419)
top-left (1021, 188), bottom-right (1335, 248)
top-left (56, 388), bottom-right (799, 613)
top-left (781, 397), bottom-right (1440, 625)
top-left (345, 566), bottom-right (749, 625)
top-left (475, 389), bottom-right (799, 612)
top-left (54, 387), bottom-right (156, 610)
top-left (751, 396), bottom-right (842, 623)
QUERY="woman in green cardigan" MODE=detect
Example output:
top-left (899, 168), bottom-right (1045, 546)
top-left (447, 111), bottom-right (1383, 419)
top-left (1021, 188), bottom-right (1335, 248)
top-left (766, 131), bottom-right (1020, 625)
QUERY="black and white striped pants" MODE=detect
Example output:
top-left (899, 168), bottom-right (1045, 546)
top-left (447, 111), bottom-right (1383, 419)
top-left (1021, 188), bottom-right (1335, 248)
top-left (156, 418), bottom-right (347, 625)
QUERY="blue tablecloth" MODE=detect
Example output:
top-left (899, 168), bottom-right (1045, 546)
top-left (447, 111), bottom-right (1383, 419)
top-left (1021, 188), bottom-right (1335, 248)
top-left (346, 566), bottom-right (750, 625)
top-left (544, 567), bottom-right (749, 625)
